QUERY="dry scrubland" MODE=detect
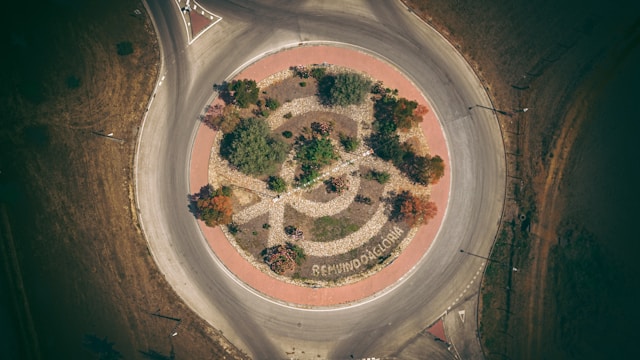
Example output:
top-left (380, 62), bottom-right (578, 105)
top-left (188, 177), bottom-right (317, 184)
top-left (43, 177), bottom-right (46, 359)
top-left (405, 0), bottom-right (640, 359)
top-left (0, 0), bottom-right (638, 359)
top-left (0, 1), bottom-right (247, 359)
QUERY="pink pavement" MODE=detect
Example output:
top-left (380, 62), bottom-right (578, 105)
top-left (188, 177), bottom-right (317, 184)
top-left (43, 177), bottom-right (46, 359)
top-left (189, 45), bottom-right (450, 307)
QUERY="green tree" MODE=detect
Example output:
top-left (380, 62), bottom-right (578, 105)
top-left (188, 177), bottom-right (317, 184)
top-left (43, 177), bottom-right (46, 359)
top-left (296, 137), bottom-right (338, 169)
top-left (319, 72), bottom-right (372, 106)
top-left (221, 118), bottom-right (288, 176)
top-left (369, 131), bottom-right (404, 163)
top-left (268, 176), bottom-right (287, 193)
top-left (229, 79), bottom-right (259, 108)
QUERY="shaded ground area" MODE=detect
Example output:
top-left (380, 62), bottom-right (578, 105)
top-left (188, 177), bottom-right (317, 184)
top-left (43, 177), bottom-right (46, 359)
top-left (405, 0), bottom-right (640, 358)
top-left (0, 1), bottom-right (246, 359)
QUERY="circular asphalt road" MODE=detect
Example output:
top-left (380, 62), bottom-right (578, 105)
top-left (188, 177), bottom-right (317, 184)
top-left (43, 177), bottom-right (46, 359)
top-left (136, 1), bottom-right (505, 359)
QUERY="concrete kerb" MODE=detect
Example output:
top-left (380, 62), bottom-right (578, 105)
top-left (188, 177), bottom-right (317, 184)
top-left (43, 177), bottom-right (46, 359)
top-left (189, 42), bottom-right (452, 308)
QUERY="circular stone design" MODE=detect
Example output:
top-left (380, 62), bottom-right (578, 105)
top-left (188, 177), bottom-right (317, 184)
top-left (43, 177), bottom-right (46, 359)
top-left (189, 45), bottom-right (450, 306)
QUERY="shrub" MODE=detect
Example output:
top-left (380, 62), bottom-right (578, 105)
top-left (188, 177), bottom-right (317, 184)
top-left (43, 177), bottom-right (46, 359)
top-left (268, 176), bottom-right (287, 193)
top-left (265, 97), bottom-right (280, 110)
top-left (391, 190), bottom-right (437, 227)
top-left (374, 95), bottom-right (422, 131)
top-left (311, 121), bottom-right (333, 137)
top-left (283, 112), bottom-right (293, 119)
top-left (427, 155), bottom-right (445, 184)
top-left (282, 130), bottom-right (293, 138)
top-left (296, 137), bottom-right (338, 169)
top-left (319, 72), bottom-right (372, 106)
top-left (116, 41), bottom-right (133, 56)
top-left (228, 79), bottom-right (260, 108)
top-left (364, 169), bottom-right (390, 184)
top-left (227, 223), bottom-right (240, 234)
top-left (311, 67), bottom-right (327, 79)
top-left (299, 81), bottom-right (307, 87)
top-left (339, 133), bottom-right (360, 152)
top-left (326, 176), bottom-right (349, 194)
top-left (263, 243), bottom-right (306, 274)
top-left (202, 104), bottom-right (241, 133)
top-left (298, 168), bottom-right (320, 186)
top-left (355, 194), bottom-right (372, 205)
top-left (368, 131), bottom-right (404, 164)
top-left (191, 185), bottom-right (233, 227)
top-left (221, 117), bottom-right (289, 176)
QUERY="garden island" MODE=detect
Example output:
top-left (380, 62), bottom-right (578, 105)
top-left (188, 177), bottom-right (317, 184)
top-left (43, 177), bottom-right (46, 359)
top-left (191, 64), bottom-right (445, 287)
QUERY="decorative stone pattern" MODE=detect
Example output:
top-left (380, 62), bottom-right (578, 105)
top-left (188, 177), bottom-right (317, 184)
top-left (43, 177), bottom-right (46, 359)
top-left (208, 67), bottom-right (434, 286)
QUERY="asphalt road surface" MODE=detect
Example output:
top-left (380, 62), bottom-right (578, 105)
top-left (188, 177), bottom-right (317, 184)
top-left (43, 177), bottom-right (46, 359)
top-left (136, 1), bottom-right (505, 358)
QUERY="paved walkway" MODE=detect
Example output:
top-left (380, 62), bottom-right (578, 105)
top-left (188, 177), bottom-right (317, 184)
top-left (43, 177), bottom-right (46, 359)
top-left (189, 45), bottom-right (450, 307)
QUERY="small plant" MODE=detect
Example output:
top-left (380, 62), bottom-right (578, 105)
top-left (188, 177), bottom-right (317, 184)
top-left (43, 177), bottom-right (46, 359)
top-left (265, 97), bottom-right (280, 110)
top-left (227, 223), bottom-right (240, 234)
top-left (262, 223), bottom-right (271, 229)
top-left (282, 130), bottom-right (293, 138)
top-left (263, 242), bottom-right (306, 274)
top-left (283, 112), bottom-right (293, 119)
top-left (260, 109), bottom-right (270, 117)
top-left (355, 194), bottom-right (372, 205)
top-left (284, 225), bottom-right (298, 236)
top-left (363, 169), bottom-right (390, 184)
top-left (311, 121), bottom-right (333, 137)
top-left (293, 65), bottom-right (310, 78)
top-left (339, 133), bottom-right (360, 152)
top-left (326, 176), bottom-right (349, 194)
top-left (298, 168), bottom-right (320, 186)
top-left (252, 231), bottom-right (258, 236)
top-left (299, 81), bottom-right (307, 87)
top-left (311, 67), bottom-right (326, 79)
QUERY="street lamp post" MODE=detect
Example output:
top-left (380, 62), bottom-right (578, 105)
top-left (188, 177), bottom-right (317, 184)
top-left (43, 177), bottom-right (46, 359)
top-left (459, 249), bottom-right (518, 272)
top-left (469, 105), bottom-right (531, 116)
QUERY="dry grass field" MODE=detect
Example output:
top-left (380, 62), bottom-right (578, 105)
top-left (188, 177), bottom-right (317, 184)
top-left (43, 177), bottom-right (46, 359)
top-left (404, 0), bottom-right (640, 358)
top-left (0, 1), bottom-right (247, 359)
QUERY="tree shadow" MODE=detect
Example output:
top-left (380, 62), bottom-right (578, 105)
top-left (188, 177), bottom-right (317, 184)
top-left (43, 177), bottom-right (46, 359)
top-left (139, 346), bottom-right (175, 360)
top-left (83, 334), bottom-right (123, 360)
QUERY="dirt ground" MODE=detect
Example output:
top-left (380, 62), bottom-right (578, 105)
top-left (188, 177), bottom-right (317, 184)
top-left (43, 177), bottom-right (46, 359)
top-left (405, 0), bottom-right (640, 359)
top-left (0, 1), bottom-right (247, 359)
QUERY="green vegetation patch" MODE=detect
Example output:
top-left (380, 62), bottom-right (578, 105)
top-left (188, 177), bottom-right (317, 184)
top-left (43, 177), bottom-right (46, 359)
top-left (312, 216), bottom-right (359, 242)
top-left (221, 117), bottom-right (289, 176)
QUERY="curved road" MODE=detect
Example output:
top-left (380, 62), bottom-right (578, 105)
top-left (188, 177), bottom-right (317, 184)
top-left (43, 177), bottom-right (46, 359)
top-left (136, 1), bottom-right (505, 358)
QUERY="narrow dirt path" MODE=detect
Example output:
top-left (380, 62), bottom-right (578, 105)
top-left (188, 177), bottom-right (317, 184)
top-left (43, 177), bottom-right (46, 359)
top-left (522, 93), bottom-right (587, 358)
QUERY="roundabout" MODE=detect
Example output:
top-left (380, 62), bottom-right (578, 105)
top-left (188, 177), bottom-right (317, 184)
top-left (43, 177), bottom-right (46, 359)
top-left (190, 45), bottom-right (451, 306)
top-left (137, 1), bottom-right (505, 358)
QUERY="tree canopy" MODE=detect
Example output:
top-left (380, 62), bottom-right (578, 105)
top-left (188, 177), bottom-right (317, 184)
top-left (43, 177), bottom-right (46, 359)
top-left (318, 72), bottom-right (372, 106)
top-left (228, 79), bottom-right (259, 108)
top-left (191, 185), bottom-right (233, 227)
top-left (221, 117), bottom-right (288, 176)
top-left (391, 190), bottom-right (438, 227)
